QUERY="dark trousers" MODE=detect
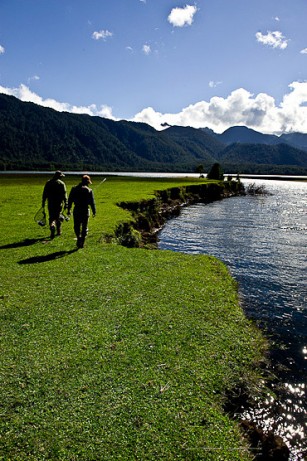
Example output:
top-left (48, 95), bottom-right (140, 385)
top-left (73, 211), bottom-right (89, 239)
top-left (48, 205), bottom-right (62, 233)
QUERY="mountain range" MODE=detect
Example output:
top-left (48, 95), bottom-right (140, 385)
top-left (1, 93), bottom-right (307, 174)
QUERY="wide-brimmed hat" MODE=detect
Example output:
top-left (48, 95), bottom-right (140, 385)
top-left (82, 174), bottom-right (92, 184)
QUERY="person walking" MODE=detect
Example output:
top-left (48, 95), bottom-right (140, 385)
top-left (67, 175), bottom-right (96, 248)
top-left (42, 170), bottom-right (68, 238)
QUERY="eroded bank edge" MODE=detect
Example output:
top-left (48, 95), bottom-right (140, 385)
top-left (114, 179), bottom-right (290, 459)
top-left (115, 180), bottom-right (243, 248)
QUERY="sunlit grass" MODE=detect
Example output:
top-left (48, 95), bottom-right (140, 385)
top-left (0, 174), bottom-right (266, 460)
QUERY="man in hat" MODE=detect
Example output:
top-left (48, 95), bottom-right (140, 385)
top-left (42, 171), bottom-right (68, 238)
top-left (67, 175), bottom-right (96, 248)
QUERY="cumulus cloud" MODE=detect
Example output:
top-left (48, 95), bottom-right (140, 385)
top-left (133, 82), bottom-right (307, 134)
top-left (1, 81), bottom-right (307, 135)
top-left (142, 44), bottom-right (151, 55)
top-left (168, 5), bottom-right (198, 27)
top-left (0, 83), bottom-right (116, 119)
top-left (92, 29), bottom-right (113, 41)
top-left (0, 45), bottom-right (5, 55)
top-left (300, 48), bottom-right (307, 54)
top-left (256, 30), bottom-right (288, 49)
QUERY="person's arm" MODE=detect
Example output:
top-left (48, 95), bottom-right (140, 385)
top-left (90, 190), bottom-right (96, 216)
top-left (67, 187), bottom-right (74, 215)
top-left (63, 184), bottom-right (68, 209)
top-left (42, 183), bottom-right (48, 208)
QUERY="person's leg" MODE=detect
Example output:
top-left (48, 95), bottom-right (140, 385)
top-left (73, 212), bottom-right (83, 247)
top-left (81, 215), bottom-right (89, 238)
top-left (56, 216), bottom-right (63, 235)
top-left (49, 206), bottom-right (62, 237)
top-left (73, 216), bottom-right (81, 237)
top-left (78, 215), bottom-right (89, 248)
top-left (48, 208), bottom-right (56, 238)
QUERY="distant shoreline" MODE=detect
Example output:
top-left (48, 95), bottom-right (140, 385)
top-left (235, 173), bottom-right (307, 181)
top-left (0, 170), bottom-right (307, 181)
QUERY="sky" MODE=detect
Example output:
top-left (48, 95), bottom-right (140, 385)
top-left (0, 0), bottom-right (307, 135)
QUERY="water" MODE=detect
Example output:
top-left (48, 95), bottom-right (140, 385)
top-left (158, 179), bottom-right (307, 459)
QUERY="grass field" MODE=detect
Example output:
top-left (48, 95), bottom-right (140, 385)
top-left (0, 174), bottom-right (266, 460)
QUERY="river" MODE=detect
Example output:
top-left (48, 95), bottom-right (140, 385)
top-left (158, 179), bottom-right (307, 460)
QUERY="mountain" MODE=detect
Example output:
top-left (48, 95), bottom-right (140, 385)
top-left (216, 126), bottom-right (307, 153)
top-left (218, 126), bottom-right (281, 145)
top-left (0, 94), bottom-right (142, 170)
top-left (280, 133), bottom-right (307, 152)
top-left (160, 125), bottom-right (225, 163)
top-left (0, 94), bottom-right (217, 171)
top-left (219, 142), bottom-right (307, 169)
top-left (1, 93), bottom-right (307, 174)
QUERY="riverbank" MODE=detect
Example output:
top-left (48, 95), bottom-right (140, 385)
top-left (116, 179), bottom-right (244, 247)
top-left (0, 175), bottom-right (266, 460)
top-left (159, 178), bottom-right (307, 459)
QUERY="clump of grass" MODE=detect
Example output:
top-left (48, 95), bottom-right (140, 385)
top-left (245, 182), bottom-right (269, 195)
top-left (0, 174), bottom-right (266, 460)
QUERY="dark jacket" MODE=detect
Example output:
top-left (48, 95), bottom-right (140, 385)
top-left (42, 179), bottom-right (67, 209)
top-left (68, 184), bottom-right (96, 216)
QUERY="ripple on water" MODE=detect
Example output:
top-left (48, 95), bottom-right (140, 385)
top-left (158, 179), bottom-right (307, 459)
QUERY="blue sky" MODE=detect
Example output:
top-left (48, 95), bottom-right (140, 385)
top-left (0, 0), bottom-right (306, 134)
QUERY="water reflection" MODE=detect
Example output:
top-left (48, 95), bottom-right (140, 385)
top-left (158, 179), bottom-right (307, 459)
top-left (242, 383), bottom-right (306, 459)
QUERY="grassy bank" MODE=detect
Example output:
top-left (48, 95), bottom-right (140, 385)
top-left (0, 175), bottom-right (266, 460)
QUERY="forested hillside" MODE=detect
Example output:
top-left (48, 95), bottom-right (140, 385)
top-left (219, 142), bottom-right (307, 167)
top-left (1, 93), bottom-right (307, 174)
top-left (0, 94), bottom-right (217, 171)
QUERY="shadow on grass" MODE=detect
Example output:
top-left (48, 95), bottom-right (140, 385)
top-left (0, 237), bottom-right (48, 250)
top-left (18, 249), bottom-right (78, 265)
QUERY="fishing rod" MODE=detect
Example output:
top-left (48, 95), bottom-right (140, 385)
top-left (94, 177), bottom-right (107, 189)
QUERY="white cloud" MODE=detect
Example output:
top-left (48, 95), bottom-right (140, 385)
top-left (1, 81), bottom-right (307, 135)
top-left (0, 45), bottom-right (5, 55)
top-left (142, 44), bottom-right (151, 55)
top-left (300, 48), bottom-right (307, 54)
top-left (0, 83), bottom-right (116, 119)
top-left (28, 75), bottom-right (40, 83)
top-left (209, 80), bottom-right (222, 88)
top-left (168, 5), bottom-right (198, 27)
top-left (256, 30), bottom-right (288, 49)
top-left (133, 82), bottom-right (307, 134)
top-left (274, 16), bottom-right (280, 22)
top-left (92, 30), bottom-right (113, 41)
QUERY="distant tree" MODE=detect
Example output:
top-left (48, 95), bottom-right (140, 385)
top-left (207, 162), bottom-right (224, 180)
top-left (195, 164), bottom-right (204, 174)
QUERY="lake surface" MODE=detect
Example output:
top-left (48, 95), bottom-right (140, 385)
top-left (158, 179), bottom-right (307, 460)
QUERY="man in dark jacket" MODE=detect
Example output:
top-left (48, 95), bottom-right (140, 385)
top-left (42, 171), bottom-right (68, 238)
top-left (67, 175), bottom-right (96, 248)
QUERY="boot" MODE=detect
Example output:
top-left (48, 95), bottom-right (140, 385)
top-left (50, 225), bottom-right (56, 239)
top-left (77, 237), bottom-right (84, 248)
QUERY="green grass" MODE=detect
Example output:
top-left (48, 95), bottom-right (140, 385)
top-left (0, 174), bottom-right (266, 460)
